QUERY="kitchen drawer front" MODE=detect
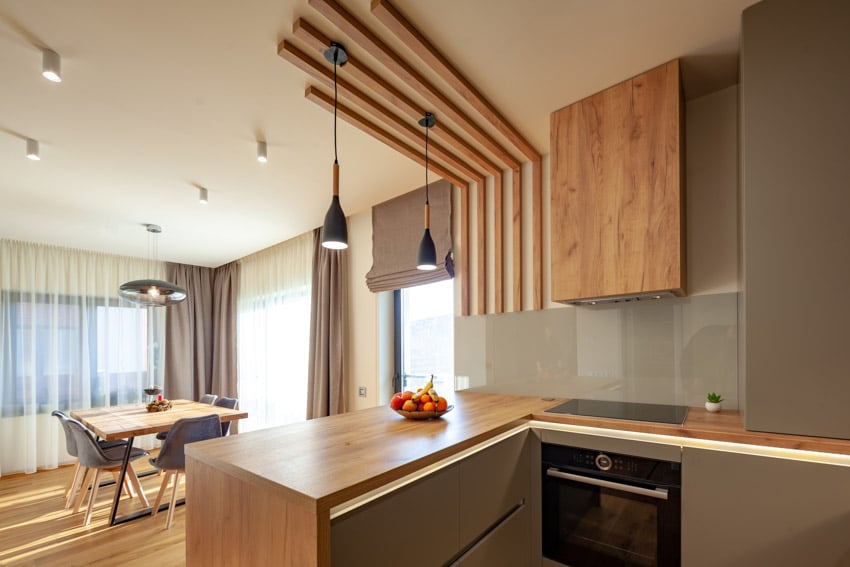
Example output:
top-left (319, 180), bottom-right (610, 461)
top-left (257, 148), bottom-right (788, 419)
top-left (458, 429), bottom-right (531, 546)
top-left (451, 500), bottom-right (531, 567)
top-left (331, 464), bottom-right (460, 567)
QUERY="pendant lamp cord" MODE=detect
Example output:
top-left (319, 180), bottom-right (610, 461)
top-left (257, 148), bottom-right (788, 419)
top-left (425, 115), bottom-right (430, 205)
top-left (333, 49), bottom-right (339, 166)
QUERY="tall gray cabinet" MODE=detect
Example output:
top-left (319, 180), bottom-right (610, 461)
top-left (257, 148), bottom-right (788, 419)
top-left (741, 0), bottom-right (850, 438)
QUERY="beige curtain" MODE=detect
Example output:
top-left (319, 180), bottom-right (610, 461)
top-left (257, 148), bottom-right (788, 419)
top-left (366, 179), bottom-right (453, 292)
top-left (164, 262), bottom-right (239, 402)
top-left (307, 229), bottom-right (348, 418)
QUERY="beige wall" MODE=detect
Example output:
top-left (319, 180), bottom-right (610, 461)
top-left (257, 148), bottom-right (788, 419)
top-left (346, 210), bottom-right (381, 411)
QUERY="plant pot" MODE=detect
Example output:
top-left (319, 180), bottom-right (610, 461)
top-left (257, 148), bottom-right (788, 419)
top-left (705, 401), bottom-right (721, 413)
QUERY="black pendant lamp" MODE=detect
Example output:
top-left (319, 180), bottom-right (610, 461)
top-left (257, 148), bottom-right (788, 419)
top-left (416, 113), bottom-right (437, 271)
top-left (321, 42), bottom-right (349, 250)
top-left (119, 225), bottom-right (187, 306)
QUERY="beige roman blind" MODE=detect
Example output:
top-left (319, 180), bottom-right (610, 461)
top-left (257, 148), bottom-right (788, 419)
top-left (366, 179), bottom-right (453, 292)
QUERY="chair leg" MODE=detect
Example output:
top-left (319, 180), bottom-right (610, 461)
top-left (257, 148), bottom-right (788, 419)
top-left (110, 471), bottom-right (132, 499)
top-left (73, 468), bottom-right (93, 514)
top-left (127, 462), bottom-right (149, 508)
top-left (152, 471), bottom-right (170, 517)
top-left (64, 460), bottom-right (80, 499)
top-left (165, 471), bottom-right (181, 529)
top-left (65, 461), bottom-right (83, 509)
top-left (83, 469), bottom-right (102, 526)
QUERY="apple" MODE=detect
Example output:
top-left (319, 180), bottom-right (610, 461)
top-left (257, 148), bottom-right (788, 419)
top-left (390, 392), bottom-right (404, 410)
top-left (402, 400), bottom-right (417, 412)
top-left (402, 391), bottom-right (413, 401)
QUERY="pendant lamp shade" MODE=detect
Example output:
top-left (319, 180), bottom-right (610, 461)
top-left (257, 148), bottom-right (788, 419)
top-left (321, 42), bottom-right (349, 250)
top-left (417, 229), bottom-right (437, 270)
top-left (322, 192), bottom-right (348, 250)
top-left (119, 279), bottom-right (187, 306)
top-left (417, 113), bottom-right (438, 270)
top-left (119, 224), bottom-right (187, 307)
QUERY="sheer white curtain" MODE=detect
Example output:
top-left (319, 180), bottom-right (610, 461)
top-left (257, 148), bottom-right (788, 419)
top-left (0, 240), bottom-right (166, 476)
top-left (237, 232), bottom-right (312, 432)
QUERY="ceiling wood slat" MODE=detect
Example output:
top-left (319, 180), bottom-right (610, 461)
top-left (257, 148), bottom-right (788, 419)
top-left (459, 184), bottom-right (470, 317)
top-left (279, 41), bottom-right (482, 182)
top-left (532, 159), bottom-right (543, 310)
top-left (305, 86), bottom-right (468, 190)
top-left (307, 0), bottom-right (521, 170)
top-left (292, 19), bottom-right (501, 177)
top-left (494, 172), bottom-right (503, 314)
top-left (512, 167), bottom-right (522, 312)
top-left (476, 179), bottom-right (486, 315)
top-left (371, 0), bottom-right (540, 163)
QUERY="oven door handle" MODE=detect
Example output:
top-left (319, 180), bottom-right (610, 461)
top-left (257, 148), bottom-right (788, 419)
top-left (546, 467), bottom-right (669, 501)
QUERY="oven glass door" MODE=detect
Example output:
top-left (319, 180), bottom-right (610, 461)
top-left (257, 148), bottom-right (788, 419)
top-left (543, 467), bottom-right (679, 567)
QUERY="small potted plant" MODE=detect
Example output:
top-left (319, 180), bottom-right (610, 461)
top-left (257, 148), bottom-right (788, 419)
top-left (705, 392), bottom-right (724, 413)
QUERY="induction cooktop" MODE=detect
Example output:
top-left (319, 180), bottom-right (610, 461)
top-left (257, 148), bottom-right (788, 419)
top-left (544, 399), bottom-right (689, 425)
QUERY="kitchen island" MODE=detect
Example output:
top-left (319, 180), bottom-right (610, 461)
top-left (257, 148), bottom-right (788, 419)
top-left (185, 392), bottom-right (850, 566)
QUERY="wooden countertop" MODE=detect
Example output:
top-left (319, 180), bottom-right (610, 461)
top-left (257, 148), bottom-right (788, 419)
top-left (186, 392), bottom-right (850, 514)
top-left (185, 392), bottom-right (558, 512)
top-left (534, 405), bottom-right (850, 456)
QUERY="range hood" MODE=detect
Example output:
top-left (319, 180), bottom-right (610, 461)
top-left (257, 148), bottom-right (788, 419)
top-left (565, 290), bottom-right (679, 306)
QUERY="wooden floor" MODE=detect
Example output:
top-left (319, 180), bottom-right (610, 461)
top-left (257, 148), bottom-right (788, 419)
top-left (0, 451), bottom-right (186, 566)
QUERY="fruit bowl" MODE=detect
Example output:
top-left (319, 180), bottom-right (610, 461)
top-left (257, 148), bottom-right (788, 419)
top-left (393, 405), bottom-right (454, 420)
top-left (146, 399), bottom-right (172, 412)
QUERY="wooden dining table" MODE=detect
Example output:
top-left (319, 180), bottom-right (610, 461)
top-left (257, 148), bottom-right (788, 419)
top-left (71, 399), bottom-right (248, 526)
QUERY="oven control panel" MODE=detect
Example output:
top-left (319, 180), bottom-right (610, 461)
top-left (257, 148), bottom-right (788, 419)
top-left (541, 443), bottom-right (680, 483)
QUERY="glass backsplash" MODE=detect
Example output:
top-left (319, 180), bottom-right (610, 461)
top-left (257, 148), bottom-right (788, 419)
top-left (454, 292), bottom-right (738, 409)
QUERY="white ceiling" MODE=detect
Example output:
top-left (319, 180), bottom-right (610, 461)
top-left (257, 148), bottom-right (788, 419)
top-left (0, 0), bottom-right (757, 268)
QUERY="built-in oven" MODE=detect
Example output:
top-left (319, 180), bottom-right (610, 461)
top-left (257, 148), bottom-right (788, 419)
top-left (541, 442), bottom-right (681, 567)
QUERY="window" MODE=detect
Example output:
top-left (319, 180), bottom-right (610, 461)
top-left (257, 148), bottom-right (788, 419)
top-left (1, 292), bottom-right (162, 415)
top-left (236, 231), bottom-right (312, 432)
top-left (394, 279), bottom-right (454, 395)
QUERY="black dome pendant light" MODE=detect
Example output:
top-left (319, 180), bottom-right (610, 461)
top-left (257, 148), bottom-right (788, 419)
top-left (119, 224), bottom-right (187, 306)
top-left (416, 112), bottom-right (437, 271)
top-left (321, 42), bottom-right (349, 250)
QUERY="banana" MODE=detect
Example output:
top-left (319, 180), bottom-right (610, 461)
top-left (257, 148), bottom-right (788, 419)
top-left (428, 388), bottom-right (439, 403)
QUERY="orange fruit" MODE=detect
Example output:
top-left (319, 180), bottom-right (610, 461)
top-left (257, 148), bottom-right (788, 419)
top-left (423, 402), bottom-right (435, 411)
top-left (420, 394), bottom-right (431, 404)
top-left (436, 398), bottom-right (448, 411)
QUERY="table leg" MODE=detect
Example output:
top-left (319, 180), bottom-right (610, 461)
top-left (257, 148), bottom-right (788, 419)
top-left (109, 436), bottom-right (135, 526)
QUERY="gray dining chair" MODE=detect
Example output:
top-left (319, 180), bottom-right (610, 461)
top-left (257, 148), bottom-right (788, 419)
top-left (52, 410), bottom-right (129, 509)
top-left (199, 394), bottom-right (218, 405)
top-left (65, 418), bottom-right (150, 526)
top-left (149, 413), bottom-right (222, 528)
top-left (213, 397), bottom-right (239, 436)
top-left (155, 394), bottom-right (217, 441)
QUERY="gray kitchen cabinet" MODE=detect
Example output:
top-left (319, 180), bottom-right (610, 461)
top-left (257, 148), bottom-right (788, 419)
top-left (682, 446), bottom-right (850, 566)
top-left (330, 464), bottom-right (461, 567)
top-left (458, 430), bottom-right (531, 546)
top-left (330, 430), bottom-right (534, 566)
top-left (451, 503), bottom-right (530, 567)
top-left (741, 0), bottom-right (850, 438)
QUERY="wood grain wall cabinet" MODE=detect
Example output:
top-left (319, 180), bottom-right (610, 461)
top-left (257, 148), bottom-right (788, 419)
top-left (550, 59), bottom-right (685, 304)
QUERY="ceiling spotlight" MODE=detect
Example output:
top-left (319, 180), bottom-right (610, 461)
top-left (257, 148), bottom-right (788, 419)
top-left (26, 139), bottom-right (40, 161)
top-left (257, 140), bottom-right (268, 163)
top-left (199, 187), bottom-right (209, 205)
top-left (42, 49), bottom-right (62, 83)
